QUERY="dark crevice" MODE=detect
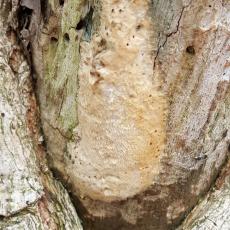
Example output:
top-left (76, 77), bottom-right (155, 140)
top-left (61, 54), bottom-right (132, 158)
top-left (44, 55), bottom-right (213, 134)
top-left (76, 7), bottom-right (93, 30)
top-left (186, 46), bottom-right (195, 55)
top-left (76, 6), bottom-right (94, 41)
top-left (17, 6), bottom-right (32, 44)
top-left (76, 19), bottom-right (85, 30)
top-left (51, 37), bottom-right (58, 43)
top-left (59, 0), bottom-right (65, 6)
top-left (17, 6), bottom-right (33, 30)
top-left (41, 0), bottom-right (50, 23)
top-left (16, 4), bottom-right (34, 75)
top-left (63, 33), bottom-right (70, 42)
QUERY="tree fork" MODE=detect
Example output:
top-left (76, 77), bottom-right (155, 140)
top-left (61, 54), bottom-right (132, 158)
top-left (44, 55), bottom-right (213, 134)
top-left (0, 0), bottom-right (229, 229)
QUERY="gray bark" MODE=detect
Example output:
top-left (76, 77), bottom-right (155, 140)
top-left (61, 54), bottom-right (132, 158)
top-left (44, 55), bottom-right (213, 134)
top-left (0, 1), bottom-right (82, 229)
top-left (179, 161), bottom-right (230, 229)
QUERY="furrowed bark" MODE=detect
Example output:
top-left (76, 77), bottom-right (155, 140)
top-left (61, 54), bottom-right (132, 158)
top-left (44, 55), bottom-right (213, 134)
top-left (34, 0), bottom-right (230, 229)
top-left (0, 1), bottom-right (82, 229)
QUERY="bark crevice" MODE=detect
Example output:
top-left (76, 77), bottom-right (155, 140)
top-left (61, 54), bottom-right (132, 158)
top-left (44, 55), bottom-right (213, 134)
top-left (153, 0), bottom-right (193, 68)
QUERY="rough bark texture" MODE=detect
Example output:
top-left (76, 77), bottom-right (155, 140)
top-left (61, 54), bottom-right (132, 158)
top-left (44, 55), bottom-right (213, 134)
top-left (35, 0), bottom-right (230, 229)
top-left (0, 1), bottom-right (82, 229)
top-left (1, 0), bottom-right (229, 229)
top-left (179, 160), bottom-right (230, 229)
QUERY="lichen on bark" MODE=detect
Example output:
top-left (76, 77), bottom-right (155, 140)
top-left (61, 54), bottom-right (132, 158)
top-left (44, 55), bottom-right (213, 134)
top-left (0, 1), bottom-right (82, 229)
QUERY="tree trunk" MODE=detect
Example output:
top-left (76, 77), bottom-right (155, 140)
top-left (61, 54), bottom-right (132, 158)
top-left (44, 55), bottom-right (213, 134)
top-left (0, 1), bottom-right (82, 229)
top-left (0, 0), bottom-right (229, 229)
top-left (179, 160), bottom-right (230, 229)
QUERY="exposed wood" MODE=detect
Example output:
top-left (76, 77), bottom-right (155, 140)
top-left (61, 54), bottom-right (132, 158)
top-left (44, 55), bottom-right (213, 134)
top-left (0, 0), bottom-right (229, 229)
top-left (35, 0), bottom-right (230, 229)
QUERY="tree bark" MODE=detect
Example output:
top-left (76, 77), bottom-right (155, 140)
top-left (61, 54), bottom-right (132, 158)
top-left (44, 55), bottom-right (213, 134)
top-left (0, 1), bottom-right (82, 229)
top-left (35, 0), bottom-right (229, 229)
top-left (0, 0), bottom-right (229, 229)
top-left (179, 160), bottom-right (230, 229)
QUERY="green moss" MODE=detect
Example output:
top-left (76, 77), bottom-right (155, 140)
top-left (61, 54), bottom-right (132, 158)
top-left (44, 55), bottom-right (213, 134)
top-left (43, 0), bottom-right (85, 138)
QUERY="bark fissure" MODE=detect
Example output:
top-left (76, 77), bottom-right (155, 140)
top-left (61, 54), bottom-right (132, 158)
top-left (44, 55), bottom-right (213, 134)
top-left (153, 1), bottom-right (193, 68)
